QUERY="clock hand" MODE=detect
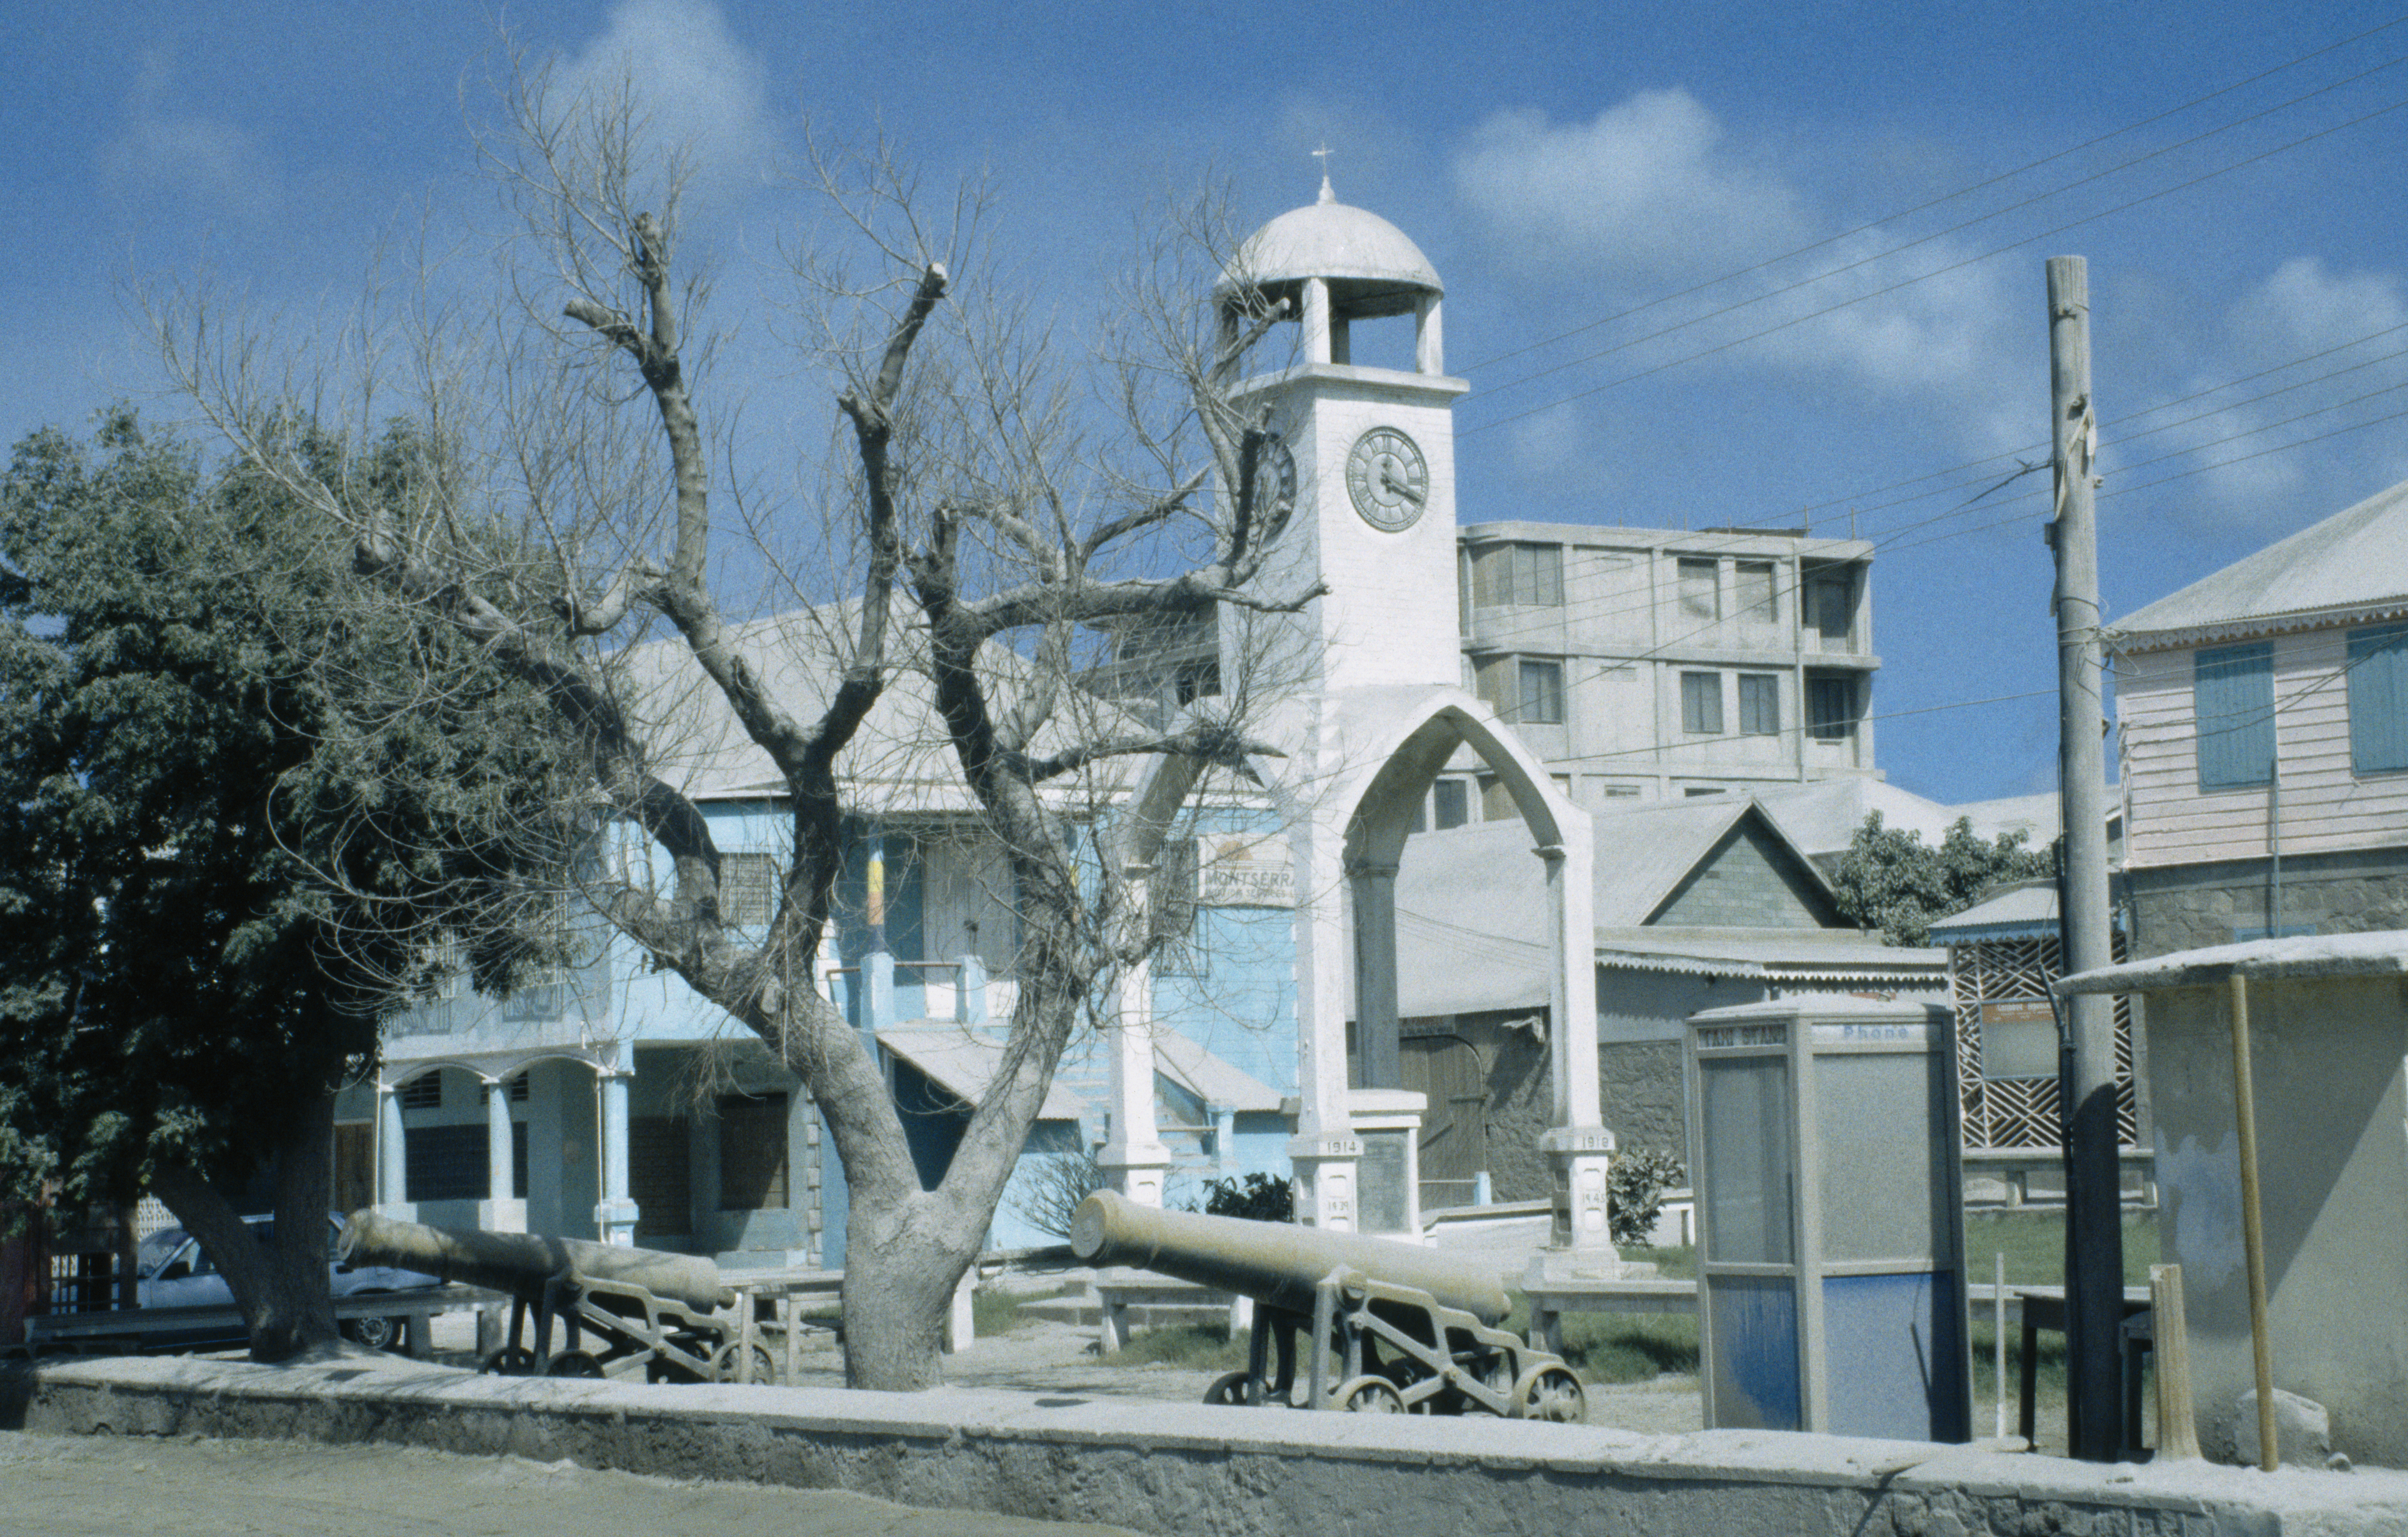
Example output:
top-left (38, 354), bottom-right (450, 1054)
top-left (1381, 471), bottom-right (1424, 504)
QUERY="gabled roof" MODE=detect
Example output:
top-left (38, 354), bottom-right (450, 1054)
top-left (2111, 475), bottom-right (2408, 650)
top-left (611, 605), bottom-right (1151, 810)
top-left (1394, 796), bottom-right (1865, 1018)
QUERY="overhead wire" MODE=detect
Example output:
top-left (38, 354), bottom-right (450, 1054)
top-left (1457, 14), bottom-right (2408, 379)
top-left (1473, 50), bottom-right (2408, 410)
top-left (1463, 89), bottom-right (2408, 440)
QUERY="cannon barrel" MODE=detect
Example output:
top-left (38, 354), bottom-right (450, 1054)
top-left (1070, 1190), bottom-right (1510, 1325)
top-left (339, 1210), bottom-right (733, 1315)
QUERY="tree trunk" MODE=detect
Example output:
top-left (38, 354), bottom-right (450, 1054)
top-left (837, 1195), bottom-right (978, 1391)
top-left (149, 1084), bottom-right (343, 1363)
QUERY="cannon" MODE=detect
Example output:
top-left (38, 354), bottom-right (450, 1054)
top-left (1070, 1190), bottom-right (1584, 1420)
top-left (338, 1211), bottom-right (765, 1384)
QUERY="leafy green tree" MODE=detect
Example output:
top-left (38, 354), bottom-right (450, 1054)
top-left (1826, 812), bottom-right (2055, 947)
top-left (0, 412), bottom-right (582, 1359)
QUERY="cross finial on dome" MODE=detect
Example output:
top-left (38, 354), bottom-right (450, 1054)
top-left (1312, 145), bottom-right (1335, 203)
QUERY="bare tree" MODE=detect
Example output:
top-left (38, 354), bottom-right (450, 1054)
top-left (156, 59), bottom-right (1312, 1389)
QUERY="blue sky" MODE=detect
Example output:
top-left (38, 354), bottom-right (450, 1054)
top-left (9, 1), bottom-right (2408, 805)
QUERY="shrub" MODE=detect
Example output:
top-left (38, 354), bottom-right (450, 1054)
top-left (1609, 1148), bottom-right (1687, 1247)
top-left (1199, 1171), bottom-right (1293, 1223)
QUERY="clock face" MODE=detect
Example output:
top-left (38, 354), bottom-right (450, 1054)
top-left (1346, 427), bottom-right (1429, 532)
top-left (1252, 433), bottom-right (1297, 546)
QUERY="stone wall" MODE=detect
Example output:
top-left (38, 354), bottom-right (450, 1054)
top-left (1598, 1040), bottom-right (1686, 1158)
top-left (10, 1355), bottom-right (2402, 1535)
top-left (2126, 844), bottom-right (2408, 959)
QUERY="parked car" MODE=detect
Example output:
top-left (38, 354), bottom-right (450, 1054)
top-left (133, 1212), bottom-right (443, 1351)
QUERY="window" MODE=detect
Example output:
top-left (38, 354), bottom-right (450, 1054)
top-left (2348, 622), bottom-right (2408, 776)
top-left (1476, 655), bottom-right (1565, 724)
top-left (719, 852), bottom-right (777, 927)
top-left (399, 1075), bottom-right (442, 1110)
top-left (1677, 558), bottom-right (1720, 621)
top-left (1804, 569), bottom-right (1854, 644)
top-left (1734, 561), bottom-right (1777, 625)
top-left (1517, 659), bottom-right (1566, 724)
top-left (1173, 659), bottom-right (1221, 705)
top-left (402, 1122), bottom-right (527, 1203)
top-left (1471, 542), bottom-right (1564, 607)
top-left (1807, 673), bottom-right (1858, 741)
top-left (2195, 642), bottom-right (2273, 789)
top-left (1682, 671), bottom-right (1724, 734)
top-left (1738, 674), bottom-right (1781, 735)
top-left (1432, 779), bottom-right (1471, 829)
top-left (718, 1094), bottom-right (790, 1210)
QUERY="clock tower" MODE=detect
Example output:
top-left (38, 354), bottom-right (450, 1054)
top-left (1214, 176), bottom-right (1467, 696)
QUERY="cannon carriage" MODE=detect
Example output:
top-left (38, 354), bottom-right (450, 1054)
top-left (1070, 1190), bottom-right (1585, 1420)
top-left (338, 1211), bottom-right (771, 1384)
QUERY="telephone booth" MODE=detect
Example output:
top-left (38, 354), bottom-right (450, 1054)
top-left (1686, 993), bottom-right (1971, 1441)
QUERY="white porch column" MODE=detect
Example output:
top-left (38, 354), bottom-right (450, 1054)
top-left (376, 1084), bottom-right (413, 1220)
top-left (1530, 837), bottom-right (1620, 1282)
top-left (593, 1070), bottom-right (638, 1246)
top-left (481, 1074), bottom-right (528, 1233)
top-left (1098, 867), bottom-right (1173, 1207)
top-left (1287, 810), bottom-right (1361, 1230)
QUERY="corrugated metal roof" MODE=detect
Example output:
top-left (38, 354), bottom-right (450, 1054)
top-left (2058, 930), bottom-right (2408, 994)
top-left (1152, 1031), bottom-right (1283, 1113)
top-left (614, 604), bottom-right (1149, 807)
top-left (1593, 928), bottom-right (1947, 981)
top-left (2111, 476), bottom-right (2408, 648)
top-left (1395, 798), bottom-right (1918, 1017)
top-left (875, 1026), bottom-right (1086, 1120)
top-left (1927, 881), bottom-right (2060, 941)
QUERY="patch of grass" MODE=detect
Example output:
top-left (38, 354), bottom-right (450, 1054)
top-left (1497, 1287), bottom-right (1701, 1387)
top-left (1105, 1322), bottom-right (1251, 1372)
top-left (1962, 1208), bottom-right (2159, 1288)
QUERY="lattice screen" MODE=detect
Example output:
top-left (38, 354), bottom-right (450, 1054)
top-left (1947, 932), bottom-right (2137, 1150)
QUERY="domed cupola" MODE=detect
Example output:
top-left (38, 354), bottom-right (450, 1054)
top-left (1217, 174), bottom-right (1447, 375)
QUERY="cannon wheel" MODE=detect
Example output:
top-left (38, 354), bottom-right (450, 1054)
top-left (480, 1346), bottom-right (537, 1377)
top-left (1333, 1375), bottom-right (1404, 1414)
top-left (543, 1350), bottom-right (606, 1379)
top-left (710, 1340), bottom-right (777, 1386)
top-left (1511, 1364), bottom-right (1586, 1423)
top-left (1204, 1370), bottom-right (1265, 1407)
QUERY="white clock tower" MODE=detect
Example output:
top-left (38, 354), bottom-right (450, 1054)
top-left (1213, 175), bottom-right (1467, 696)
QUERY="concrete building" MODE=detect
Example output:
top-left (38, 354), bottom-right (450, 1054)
top-left (2111, 474), bottom-right (2408, 957)
top-left (1442, 523), bottom-right (1880, 819)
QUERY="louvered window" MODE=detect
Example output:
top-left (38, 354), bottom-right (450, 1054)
top-left (2348, 623), bottom-right (2408, 776)
top-left (2195, 642), bottom-right (2273, 790)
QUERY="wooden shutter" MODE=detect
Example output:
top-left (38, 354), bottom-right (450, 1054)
top-left (2195, 642), bottom-right (2273, 789)
top-left (2349, 624), bottom-right (2408, 776)
top-left (628, 1117), bottom-right (691, 1242)
top-left (718, 1095), bottom-right (789, 1210)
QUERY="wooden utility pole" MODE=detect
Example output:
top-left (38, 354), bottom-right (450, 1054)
top-left (2046, 255), bottom-right (2127, 1461)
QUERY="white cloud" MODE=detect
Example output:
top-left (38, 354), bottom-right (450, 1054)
top-left (101, 49), bottom-right (276, 222)
top-left (551, 0), bottom-right (778, 202)
top-left (1452, 92), bottom-right (2027, 459)
top-left (2178, 258), bottom-right (2408, 517)
top-left (1454, 92), bottom-right (1809, 289)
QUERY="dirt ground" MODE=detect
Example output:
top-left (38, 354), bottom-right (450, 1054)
top-left (0, 1431), bottom-right (1147, 1537)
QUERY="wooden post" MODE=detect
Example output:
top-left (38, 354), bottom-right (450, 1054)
top-left (2047, 254), bottom-right (2127, 1460)
top-left (2228, 974), bottom-right (2278, 1470)
top-left (2150, 1263), bottom-right (2201, 1460)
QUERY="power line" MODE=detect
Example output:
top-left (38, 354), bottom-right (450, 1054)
top-left (1459, 15), bottom-right (2408, 379)
top-left (1462, 92), bottom-right (2408, 440)
top-left (1476, 50), bottom-right (2408, 409)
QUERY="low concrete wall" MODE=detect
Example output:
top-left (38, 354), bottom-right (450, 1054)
top-left (7, 1355), bottom-right (2403, 1537)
